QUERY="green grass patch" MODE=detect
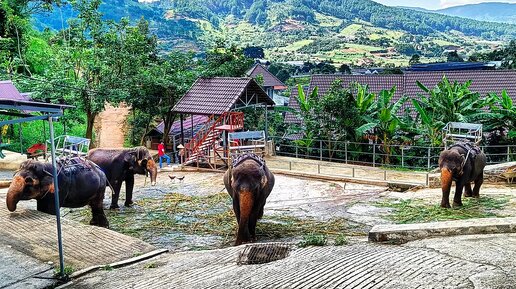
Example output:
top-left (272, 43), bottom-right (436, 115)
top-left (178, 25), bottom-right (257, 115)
top-left (77, 192), bottom-right (365, 248)
top-left (376, 196), bottom-right (510, 224)
top-left (340, 24), bottom-right (362, 36)
top-left (54, 265), bottom-right (74, 277)
top-left (334, 234), bottom-right (348, 246)
top-left (298, 233), bottom-right (327, 247)
top-left (284, 39), bottom-right (314, 52)
top-left (315, 12), bottom-right (343, 27)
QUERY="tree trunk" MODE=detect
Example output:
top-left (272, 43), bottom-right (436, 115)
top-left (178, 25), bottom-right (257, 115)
top-left (86, 110), bottom-right (97, 148)
top-left (162, 111), bottom-right (177, 147)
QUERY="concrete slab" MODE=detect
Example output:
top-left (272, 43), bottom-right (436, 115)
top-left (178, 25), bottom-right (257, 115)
top-left (0, 244), bottom-right (55, 289)
top-left (0, 192), bottom-right (157, 271)
top-left (0, 150), bottom-right (26, 171)
top-left (369, 217), bottom-right (516, 243)
top-left (60, 237), bottom-right (516, 289)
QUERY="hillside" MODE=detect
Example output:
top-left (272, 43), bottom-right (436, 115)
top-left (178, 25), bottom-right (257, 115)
top-left (435, 2), bottom-right (516, 24)
top-left (32, 0), bottom-right (514, 66)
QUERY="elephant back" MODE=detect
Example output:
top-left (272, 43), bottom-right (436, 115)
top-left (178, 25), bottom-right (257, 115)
top-left (232, 153), bottom-right (265, 169)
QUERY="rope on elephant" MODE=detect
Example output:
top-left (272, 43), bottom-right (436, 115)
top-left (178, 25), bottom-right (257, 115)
top-left (232, 152), bottom-right (265, 169)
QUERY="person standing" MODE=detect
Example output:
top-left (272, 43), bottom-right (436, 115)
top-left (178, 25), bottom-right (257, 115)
top-left (158, 141), bottom-right (171, 168)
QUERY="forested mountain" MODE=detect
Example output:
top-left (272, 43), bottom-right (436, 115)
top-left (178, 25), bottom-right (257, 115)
top-left (435, 2), bottom-right (516, 24)
top-left (32, 0), bottom-right (516, 65)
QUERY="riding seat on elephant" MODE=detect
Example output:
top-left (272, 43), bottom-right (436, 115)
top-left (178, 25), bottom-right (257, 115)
top-left (224, 153), bottom-right (275, 246)
top-left (439, 141), bottom-right (486, 208)
top-left (87, 146), bottom-right (158, 209)
top-left (6, 157), bottom-right (109, 227)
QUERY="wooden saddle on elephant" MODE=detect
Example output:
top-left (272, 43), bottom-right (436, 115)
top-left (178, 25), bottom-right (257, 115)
top-left (231, 152), bottom-right (265, 169)
top-left (449, 141), bottom-right (482, 161)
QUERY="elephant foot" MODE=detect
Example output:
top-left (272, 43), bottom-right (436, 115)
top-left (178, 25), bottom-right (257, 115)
top-left (90, 216), bottom-right (109, 228)
top-left (124, 200), bottom-right (134, 207)
top-left (109, 204), bottom-right (120, 210)
top-left (472, 193), bottom-right (480, 198)
top-left (440, 201), bottom-right (451, 208)
top-left (452, 201), bottom-right (463, 208)
top-left (464, 192), bottom-right (473, 197)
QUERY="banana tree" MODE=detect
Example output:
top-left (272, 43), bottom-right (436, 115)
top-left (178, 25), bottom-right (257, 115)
top-left (355, 86), bottom-right (407, 164)
top-left (480, 90), bottom-right (516, 141)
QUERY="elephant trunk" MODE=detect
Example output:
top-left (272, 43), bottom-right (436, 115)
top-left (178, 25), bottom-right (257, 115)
top-left (440, 168), bottom-right (453, 208)
top-left (147, 159), bottom-right (158, 186)
top-left (6, 176), bottom-right (25, 212)
top-left (236, 190), bottom-right (253, 246)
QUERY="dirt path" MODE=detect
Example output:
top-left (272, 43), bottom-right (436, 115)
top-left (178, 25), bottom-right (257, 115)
top-left (93, 103), bottom-right (131, 148)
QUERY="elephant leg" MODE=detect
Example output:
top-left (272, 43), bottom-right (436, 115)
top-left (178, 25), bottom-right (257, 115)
top-left (452, 180), bottom-right (464, 208)
top-left (249, 209), bottom-right (261, 241)
top-left (232, 197), bottom-right (241, 224)
top-left (90, 190), bottom-right (109, 228)
top-left (124, 174), bottom-right (135, 207)
top-left (37, 198), bottom-right (56, 215)
top-left (110, 181), bottom-right (122, 209)
top-left (464, 182), bottom-right (473, 197)
top-left (473, 172), bottom-right (483, 198)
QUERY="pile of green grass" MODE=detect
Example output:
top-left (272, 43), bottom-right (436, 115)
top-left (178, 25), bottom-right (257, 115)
top-left (376, 196), bottom-right (509, 224)
top-left (77, 192), bottom-right (364, 248)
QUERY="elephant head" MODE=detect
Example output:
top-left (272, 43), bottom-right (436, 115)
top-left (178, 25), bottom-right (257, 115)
top-left (126, 151), bottom-right (158, 186)
top-left (439, 148), bottom-right (465, 192)
top-left (6, 160), bottom-right (55, 212)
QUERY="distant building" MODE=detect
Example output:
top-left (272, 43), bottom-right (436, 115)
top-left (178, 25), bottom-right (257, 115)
top-left (246, 64), bottom-right (288, 105)
top-left (407, 62), bottom-right (496, 71)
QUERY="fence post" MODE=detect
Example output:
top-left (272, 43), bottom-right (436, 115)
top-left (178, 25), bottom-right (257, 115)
top-left (383, 170), bottom-right (387, 181)
top-left (345, 141), bottom-right (348, 164)
top-left (426, 173), bottom-right (430, 187)
top-left (373, 143), bottom-right (376, 167)
top-left (319, 140), bottom-right (323, 161)
top-left (508, 146), bottom-right (510, 162)
top-left (401, 147), bottom-right (404, 168)
top-left (295, 145), bottom-right (298, 158)
top-left (317, 164), bottom-right (320, 174)
top-left (427, 147), bottom-right (431, 170)
top-left (289, 161), bottom-right (292, 171)
top-left (352, 167), bottom-right (355, 178)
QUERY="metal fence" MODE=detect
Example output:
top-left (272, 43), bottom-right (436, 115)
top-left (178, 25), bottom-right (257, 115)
top-left (271, 136), bottom-right (516, 171)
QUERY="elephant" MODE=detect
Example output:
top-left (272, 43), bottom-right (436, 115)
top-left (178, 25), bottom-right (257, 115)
top-left (223, 153), bottom-right (275, 246)
top-left (87, 146), bottom-right (158, 209)
top-left (439, 142), bottom-right (486, 208)
top-left (6, 157), bottom-right (109, 227)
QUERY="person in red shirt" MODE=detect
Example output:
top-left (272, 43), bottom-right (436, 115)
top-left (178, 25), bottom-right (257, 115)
top-left (158, 141), bottom-right (171, 168)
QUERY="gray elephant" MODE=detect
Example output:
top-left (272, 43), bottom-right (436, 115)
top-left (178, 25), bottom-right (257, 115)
top-left (6, 158), bottom-right (109, 227)
top-left (439, 142), bottom-right (486, 208)
top-left (224, 153), bottom-right (275, 246)
top-left (87, 146), bottom-right (158, 209)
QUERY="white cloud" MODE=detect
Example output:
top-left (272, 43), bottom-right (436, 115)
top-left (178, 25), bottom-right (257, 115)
top-left (440, 0), bottom-right (516, 8)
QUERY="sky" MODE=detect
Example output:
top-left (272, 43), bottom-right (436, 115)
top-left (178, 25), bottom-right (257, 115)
top-left (371, 0), bottom-right (516, 10)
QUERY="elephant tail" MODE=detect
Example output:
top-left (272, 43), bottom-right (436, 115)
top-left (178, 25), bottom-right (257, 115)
top-left (237, 190), bottom-right (253, 245)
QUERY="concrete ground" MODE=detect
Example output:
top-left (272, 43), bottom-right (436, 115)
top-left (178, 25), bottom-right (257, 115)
top-left (62, 233), bottom-right (516, 289)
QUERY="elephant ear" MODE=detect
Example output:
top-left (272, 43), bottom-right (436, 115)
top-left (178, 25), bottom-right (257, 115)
top-left (138, 159), bottom-right (148, 168)
top-left (124, 153), bottom-right (137, 170)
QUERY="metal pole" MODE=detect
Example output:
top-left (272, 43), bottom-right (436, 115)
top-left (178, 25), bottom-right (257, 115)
top-left (319, 140), bottom-right (322, 161)
top-left (19, 124), bottom-right (22, 154)
top-left (427, 147), bottom-right (431, 170)
top-left (401, 147), bottom-right (404, 168)
top-left (264, 105), bottom-right (269, 143)
top-left (180, 114), bottom-right (185, 146)
top-left (373, 143), bottom-right (376, 167)
top-left (345, 141), bottom-right (348, 164)
top-left (508, 146), bottom-right (510, 162)
top-left (48, 116), bottom-right (65, 277)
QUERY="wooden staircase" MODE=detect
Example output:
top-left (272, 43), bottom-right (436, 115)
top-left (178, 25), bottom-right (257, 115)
top-left (184, 112), bottom-right (244, 168)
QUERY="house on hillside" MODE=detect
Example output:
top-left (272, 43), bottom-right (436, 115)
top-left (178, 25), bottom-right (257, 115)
top-left (246, 64), bottom-right (288, 105)
top-left (284, 70), bottom-right (516, 129)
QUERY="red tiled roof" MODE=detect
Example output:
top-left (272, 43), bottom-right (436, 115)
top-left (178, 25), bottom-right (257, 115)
top-left (172, 77), bottom-right (274, 115)
top-left (285, 71), bottom-right (516, 122)
top-left (247, 64), bottom-right (286, 88)
top-left (284, 86), bottom-right (304, 124)
top-left (0, 81), bottom-right (31, 101)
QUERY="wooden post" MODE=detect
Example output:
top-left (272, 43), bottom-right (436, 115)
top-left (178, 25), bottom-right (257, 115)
top-left (508, 146), bottom-right (511, 162)
top-left (401, 147), bottom-right (404, 168)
